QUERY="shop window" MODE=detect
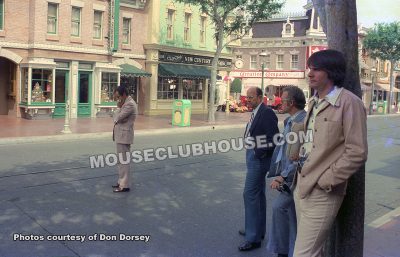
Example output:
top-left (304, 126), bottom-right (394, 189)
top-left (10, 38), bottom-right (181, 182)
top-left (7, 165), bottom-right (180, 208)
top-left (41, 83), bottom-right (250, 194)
top-left (167, 9), bottom-right (175, 40)
top-left (250, 55), bottom-right (257, 69)
top-left (122, 18), bottom-right (131, 44)
top-left (0, 0), bottom-right (4, 30)
top-left (200, 16), bottom-right (207, 44)
top-left (158, 77), bottom-right (178, 99)
top-left (31, 69), bottom-right (53, 103)
top-left (101, 73), bottom-right (118, 103)
top-left (93, 11), bottom-right (103, 39)
top-left (183, 79), bottom-right (203, 100)
top-left (71, 6), bottom-right (81, 37)
top-left (47, 3), bottom-right (58, 34)
top-left (291, 54), bottom-right (299, 70)
top-left (277, 54), bottom-right (284, 70)
top-left (184, 13), bottom-right (191, 42)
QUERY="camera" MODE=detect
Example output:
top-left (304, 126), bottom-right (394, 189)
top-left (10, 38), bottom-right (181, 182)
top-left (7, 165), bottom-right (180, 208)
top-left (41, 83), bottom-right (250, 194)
top-left (277, 183), bottom-right (291, 194)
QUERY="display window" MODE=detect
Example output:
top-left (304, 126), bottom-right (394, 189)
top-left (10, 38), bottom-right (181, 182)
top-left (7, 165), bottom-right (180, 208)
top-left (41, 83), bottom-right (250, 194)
top-left (101, 72), bottom-right (118, 103)
top-left (31, 69), bottom-right (53, 103)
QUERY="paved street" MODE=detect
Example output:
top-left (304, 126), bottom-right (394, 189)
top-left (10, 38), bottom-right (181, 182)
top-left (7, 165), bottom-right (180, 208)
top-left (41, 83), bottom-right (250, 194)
top-left (0, 115), bottom-right (399, 257)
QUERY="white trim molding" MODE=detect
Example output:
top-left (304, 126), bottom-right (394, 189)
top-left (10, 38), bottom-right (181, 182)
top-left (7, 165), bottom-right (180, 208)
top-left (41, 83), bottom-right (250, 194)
top-left (71, 0), bottom-right (84, 8)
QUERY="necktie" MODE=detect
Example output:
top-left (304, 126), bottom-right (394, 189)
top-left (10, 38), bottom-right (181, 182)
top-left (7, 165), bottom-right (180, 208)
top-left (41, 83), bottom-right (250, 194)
top-left (245, 112), bottom-right (255, 137)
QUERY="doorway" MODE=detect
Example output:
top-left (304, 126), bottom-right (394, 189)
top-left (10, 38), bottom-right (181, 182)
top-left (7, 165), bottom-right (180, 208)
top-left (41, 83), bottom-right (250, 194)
top-left (0, 58), bottom-right (16, 115)
top-left (78, 71), bottom-right (92, 117)
top-left (53, 70), bottom-right (69, 117)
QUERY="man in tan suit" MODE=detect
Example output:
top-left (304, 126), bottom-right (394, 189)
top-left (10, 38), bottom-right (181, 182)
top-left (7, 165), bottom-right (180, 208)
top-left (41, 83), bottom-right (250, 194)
top-left (293, 50), bottom-right (368, 256)
top-left (112, 85), bottom-right (137, 193)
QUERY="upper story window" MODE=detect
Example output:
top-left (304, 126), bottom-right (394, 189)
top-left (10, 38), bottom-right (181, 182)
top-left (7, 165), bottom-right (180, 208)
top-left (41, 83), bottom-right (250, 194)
top-left (250, 55), bottom-right (257, 70)
top-left (71, 7), bottom-right (81, 37)
top-left (282, 17), bottom-right (294, 38)
top-left (0, 0), bottom-right (4, 30)
top-left (184, 13), bottom-right (191, 42)
top-left (285, 24), bottom-right (291, 34)
top-left (167, 9), bottom-right (175, 40)
top-left (277, 54), bottom-right (284, 69)
top-left (200, 16), bottom-right (207, 44)
top-left (93, 11), bottom-right (103, 39)
top-left (47, 3), bottom-right (58, 34)
top-left (291, 54), bottom-right (299, 70)
top-left (122, 18), bottom-right (131, 44)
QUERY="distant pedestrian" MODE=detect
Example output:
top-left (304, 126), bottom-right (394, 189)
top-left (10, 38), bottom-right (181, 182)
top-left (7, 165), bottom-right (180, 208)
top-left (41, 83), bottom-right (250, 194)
top-left (267, 86), bottom-right (306, 257)
top-left (293, 49), bottom-right (368, 256)
top-left (238, 86), bottom-right (279, 251)
top-left (112, 85), bottom-right (137, 193)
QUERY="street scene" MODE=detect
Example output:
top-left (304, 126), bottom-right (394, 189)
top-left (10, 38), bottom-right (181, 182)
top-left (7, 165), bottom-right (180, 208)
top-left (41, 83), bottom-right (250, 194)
top-left (0, 115), bottom-right (399, 257)
top-left (1, 0), bottom-right (400, 256)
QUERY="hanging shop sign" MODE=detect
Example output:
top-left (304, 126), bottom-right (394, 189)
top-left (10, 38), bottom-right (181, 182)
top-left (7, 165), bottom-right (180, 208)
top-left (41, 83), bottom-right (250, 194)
top-left (230, 70), bottom-right (305, 79)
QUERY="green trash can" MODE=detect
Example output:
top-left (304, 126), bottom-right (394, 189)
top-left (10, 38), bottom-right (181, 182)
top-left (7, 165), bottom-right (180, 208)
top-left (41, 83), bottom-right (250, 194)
top-left (172, 99), bottom-right (191, 126)
top-left (376, 101), bottom-right (387, 114)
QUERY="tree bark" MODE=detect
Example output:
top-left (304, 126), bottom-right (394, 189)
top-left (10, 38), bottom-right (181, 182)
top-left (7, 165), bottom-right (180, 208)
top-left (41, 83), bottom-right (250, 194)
top-left (312, 1), bottom-right (365, 256)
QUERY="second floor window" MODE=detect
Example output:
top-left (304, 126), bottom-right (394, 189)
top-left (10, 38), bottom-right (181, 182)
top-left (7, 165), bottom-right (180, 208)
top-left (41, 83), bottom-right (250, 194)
top-left (122, 18), bottom-right (131, 44)
top-left (184, 13), bottom-right (191, 42)
top-left (291, 55), bottom-right (299, 70)
top-left (0, 0), bottom-right (4, 30)
top-left (200, 16), bottom-right (206, 44)
top-left (47, 3), bottom-right (58, 34)
top-left (167, 9), bottom-right (174, 40)
top-left (93, 11), bottom-right (102, 39)
top-left (71, 7), bottom-right (81, 37)
top-left (277, 55), bottom-right (284, 69)
top-left (250, 55), bottom-right (257, 70)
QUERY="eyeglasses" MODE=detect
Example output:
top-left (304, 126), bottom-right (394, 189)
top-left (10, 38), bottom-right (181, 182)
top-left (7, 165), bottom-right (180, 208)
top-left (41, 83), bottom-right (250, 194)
top-left (246, 96), bottom-right (255, 99)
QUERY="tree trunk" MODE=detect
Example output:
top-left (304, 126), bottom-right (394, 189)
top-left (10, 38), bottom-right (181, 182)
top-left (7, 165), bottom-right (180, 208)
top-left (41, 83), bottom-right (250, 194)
top-left (208, 27), bottom-right (225, 123)
top-left (312, 1), bottom-right (365, 256)
top-left (388, 60), bottom-right (395, 114)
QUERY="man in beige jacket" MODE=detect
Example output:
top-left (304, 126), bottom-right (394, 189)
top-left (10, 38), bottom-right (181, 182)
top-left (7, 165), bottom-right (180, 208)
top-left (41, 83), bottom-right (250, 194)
top-left (112, 85), bottom-right (137, 193)
top-left (293, 50), bottom-right (368, 257)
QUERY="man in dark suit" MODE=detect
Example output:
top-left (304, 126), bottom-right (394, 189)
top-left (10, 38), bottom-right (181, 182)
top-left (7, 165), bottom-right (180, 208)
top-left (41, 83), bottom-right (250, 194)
top-left (112, 85), bottom-right (137, 193)
top-left (239, 86), bottom-right (279, 251)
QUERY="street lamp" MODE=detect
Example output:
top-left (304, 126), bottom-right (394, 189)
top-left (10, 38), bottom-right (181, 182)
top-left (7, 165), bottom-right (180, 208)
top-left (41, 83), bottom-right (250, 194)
top-left (369, 67), bottom-right (377, 115)
top-left (259, 51), bottom-right (268, 95)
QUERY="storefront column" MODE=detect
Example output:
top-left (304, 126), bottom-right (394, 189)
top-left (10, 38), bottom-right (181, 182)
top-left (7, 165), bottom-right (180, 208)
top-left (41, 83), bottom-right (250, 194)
top-left (70, 61), bottom-right (79, 118)
top-left (144, 49), bottom-right (159, 115)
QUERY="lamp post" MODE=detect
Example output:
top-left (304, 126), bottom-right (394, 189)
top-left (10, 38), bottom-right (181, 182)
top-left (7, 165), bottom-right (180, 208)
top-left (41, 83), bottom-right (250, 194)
top-left (259, 51), bottom-right (268, 96)
top-left (369, 67), bottom-right (377, 115)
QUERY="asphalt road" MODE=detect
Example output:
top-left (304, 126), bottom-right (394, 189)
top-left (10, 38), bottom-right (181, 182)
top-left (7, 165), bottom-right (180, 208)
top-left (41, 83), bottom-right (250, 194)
top-left (0, 115), bottom-right (399, 257)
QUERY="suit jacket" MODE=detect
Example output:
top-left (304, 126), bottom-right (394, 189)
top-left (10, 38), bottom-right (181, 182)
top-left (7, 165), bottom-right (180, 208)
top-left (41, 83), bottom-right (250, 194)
top-left (247, 103), bottom-right (279, 160)
top-left (296, 88), bottom-right (368, 198)
top-left (113, 96), bottom-right (137, 145)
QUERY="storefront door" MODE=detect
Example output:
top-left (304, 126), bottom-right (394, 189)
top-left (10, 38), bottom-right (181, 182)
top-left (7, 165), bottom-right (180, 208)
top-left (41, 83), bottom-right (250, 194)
top-left (78, 71), bottom-right (92, 117)
top-left (53, 70), bottom-right (69, 117)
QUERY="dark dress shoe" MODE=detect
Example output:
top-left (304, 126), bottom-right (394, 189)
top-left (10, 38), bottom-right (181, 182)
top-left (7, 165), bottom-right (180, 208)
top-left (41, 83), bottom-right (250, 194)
top-left (112, 184), bottom-right (120, 188)
top-left (113, 187), bottom-right (130, 193)
top-left (238, 241), bottom-right (261, 251)
top-left (238, 229), bottom-right (264, 240)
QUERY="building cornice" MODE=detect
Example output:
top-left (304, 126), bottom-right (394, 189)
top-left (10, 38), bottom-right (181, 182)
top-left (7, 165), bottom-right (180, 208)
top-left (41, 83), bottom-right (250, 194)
top-left (238, 36), bottom-right (327, 49)
top-left (143, 43), bottom-right (234, 59)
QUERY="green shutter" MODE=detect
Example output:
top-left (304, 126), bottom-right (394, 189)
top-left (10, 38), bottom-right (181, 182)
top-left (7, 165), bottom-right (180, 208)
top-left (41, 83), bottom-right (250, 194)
top-left (0, 0), bottom-right (3, 30)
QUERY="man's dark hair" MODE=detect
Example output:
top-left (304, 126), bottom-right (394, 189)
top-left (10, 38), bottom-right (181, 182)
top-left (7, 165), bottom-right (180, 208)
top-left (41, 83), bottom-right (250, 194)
top-left (116, 85), bottom-right (129, 96)
top-left (283, 86), bottom-right (306, 110)
top-left (306, 49), bottom-right (346, 87)
top-left (255, 87), bottom-right (263, 97)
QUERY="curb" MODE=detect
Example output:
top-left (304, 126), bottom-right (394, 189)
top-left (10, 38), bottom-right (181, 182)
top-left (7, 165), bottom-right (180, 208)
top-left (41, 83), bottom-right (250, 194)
top-left (0, 123), bottom-right (249, 146)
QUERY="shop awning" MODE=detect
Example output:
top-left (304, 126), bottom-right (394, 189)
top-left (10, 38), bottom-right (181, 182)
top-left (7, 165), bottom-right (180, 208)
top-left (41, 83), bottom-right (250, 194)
top-left (120, 64), bottom-right (151, 77)
top-left (158, 63), bottom-right (211, 78)
top-left (375, 83), bottom-right (400, 92)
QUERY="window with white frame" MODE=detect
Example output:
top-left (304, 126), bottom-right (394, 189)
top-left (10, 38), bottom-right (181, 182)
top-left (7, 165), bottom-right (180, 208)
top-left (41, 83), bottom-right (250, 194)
top-left (167, 9), bottom-right (174, 40)
top-left (122, 18), bottom-right (131, 44)
top-left (263, 54), bottom-right (271, 69)
top-left (93, 11), bottom-right (103, 39)
top-left (184, 13), bottom-right (191, 42)
top-left (250, 55), bottom-right (257, 69)
top-left (0, 0), bottom-right (4, 30)
top-left (291, 54), bottom-right (299, 70)
top-left (47, 3), bottom-right (58, 34)
top-left (277, 54), bottom-right (284, 69)
top-left (71, 7), bottom-right (81, 37)
top-left (200, 16), bottom-right (206, 44)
